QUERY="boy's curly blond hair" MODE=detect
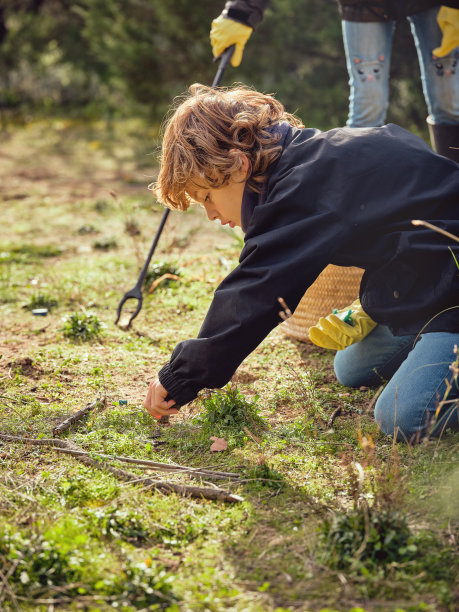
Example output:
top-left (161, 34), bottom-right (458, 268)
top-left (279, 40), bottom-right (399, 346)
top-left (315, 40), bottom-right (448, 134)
top-left (152, 84), bottom-right (303, 210)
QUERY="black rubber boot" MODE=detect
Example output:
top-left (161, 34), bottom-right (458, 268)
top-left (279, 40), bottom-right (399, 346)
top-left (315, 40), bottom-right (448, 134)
top-left (427, 116), bottom-right (459, 163)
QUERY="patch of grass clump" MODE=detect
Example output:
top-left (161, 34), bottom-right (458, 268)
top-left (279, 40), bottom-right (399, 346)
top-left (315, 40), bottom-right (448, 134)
top-left (246, 461), bottom-right (285, 491)
top-left (23, 292), bottom-right (58, 311)
top-left (319, 506), bottom-right (417, 570)
top-left (62, 311), bottom-right (104, 342)
top-left (77, 224), bottom-right (98, 235)
top-left (0, 243), bottom-right (62, 264)
top-left (92, 238), bottom-right (118, 250)
top-left (0, 526), bottom-right (178, 608)
top-left (92, 507), bottom-right (150, 543)
top-left (0, 530), bottom-right (81, 597)
top-left (195, 384), bottom-right (265, 441)
top-left (54, 469), bottom-right (119, 508)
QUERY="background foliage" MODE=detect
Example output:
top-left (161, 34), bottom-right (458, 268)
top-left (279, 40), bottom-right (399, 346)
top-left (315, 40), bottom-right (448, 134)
top-left (1, 0), bottom-right (429, 131)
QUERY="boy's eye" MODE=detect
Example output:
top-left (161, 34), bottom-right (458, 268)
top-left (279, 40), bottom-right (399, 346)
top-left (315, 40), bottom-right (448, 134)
top-left (204, 193), bottom-right (210, 203)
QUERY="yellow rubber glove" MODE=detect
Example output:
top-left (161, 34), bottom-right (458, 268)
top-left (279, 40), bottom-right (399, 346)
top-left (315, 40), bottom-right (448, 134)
top-left (210, 15), bottom-right (253, 67)
top-left (433, 7), bottom-right (459, 57)
top-left (308, 299), bottom-right (377, 351)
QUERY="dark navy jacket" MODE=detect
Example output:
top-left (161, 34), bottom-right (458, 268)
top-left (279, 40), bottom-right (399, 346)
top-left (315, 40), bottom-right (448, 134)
top-left (159, 124), bottom-right (459, 406)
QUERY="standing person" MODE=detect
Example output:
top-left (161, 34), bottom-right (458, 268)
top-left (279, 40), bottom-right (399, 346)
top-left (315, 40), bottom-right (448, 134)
top-left (210, 1), bottom-right (459, 161)
top-left (144, 84), bottom-right (459, 443)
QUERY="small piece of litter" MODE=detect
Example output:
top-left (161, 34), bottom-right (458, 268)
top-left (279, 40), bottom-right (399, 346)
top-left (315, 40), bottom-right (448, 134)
top-left (118, 400), bottom-right (128, 405)
top-left (32, 309), bottom-right (48, 316)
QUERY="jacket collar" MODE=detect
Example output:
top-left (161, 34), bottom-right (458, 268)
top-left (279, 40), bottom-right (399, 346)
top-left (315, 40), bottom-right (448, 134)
top-left (241, 122), bottom-right (290, 232)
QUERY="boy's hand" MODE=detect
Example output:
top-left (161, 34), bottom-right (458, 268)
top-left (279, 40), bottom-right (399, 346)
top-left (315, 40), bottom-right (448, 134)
top-left (144, 378), bottom-right (179, 419)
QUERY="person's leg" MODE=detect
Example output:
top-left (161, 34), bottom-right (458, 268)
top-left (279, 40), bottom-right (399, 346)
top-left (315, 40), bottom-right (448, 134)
top-left (409, 7), bottom-right (459, 161)
top-left (342, 20), bottom-right (395, 127)
top-left (374, 333), bottom-right (459, 443)
top-left (409, 7), bottom-right (459, 124)
top-left (334, 325), bottom-right (416, 388)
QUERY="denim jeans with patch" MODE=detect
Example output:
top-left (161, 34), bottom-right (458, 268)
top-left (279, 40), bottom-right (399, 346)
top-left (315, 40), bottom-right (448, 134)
top-left (334, 326), bottom-right (459, 443)
top-left (342, 7), bottom-right (459, 127)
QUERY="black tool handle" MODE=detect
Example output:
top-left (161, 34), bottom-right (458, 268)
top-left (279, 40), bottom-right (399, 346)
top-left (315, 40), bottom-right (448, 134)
top-left (212, 44), bottom-right (235, 87)
top-left (135, 45), bottom-right (233, 290)
top-left (135, 45), bottom-right (234, 292)
top-left (115, 45), bottom-right (235, 329)
top-left (135, 207), bottom-right (170, 290)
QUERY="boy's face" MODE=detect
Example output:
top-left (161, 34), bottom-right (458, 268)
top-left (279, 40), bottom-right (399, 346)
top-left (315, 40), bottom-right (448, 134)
top-left (190, 156), bottom-right (249, 229)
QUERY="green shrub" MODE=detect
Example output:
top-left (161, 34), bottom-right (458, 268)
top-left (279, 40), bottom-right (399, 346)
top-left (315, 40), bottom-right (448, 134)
top-left (56, 471), bottom-right (118, 507)
top-left (0, 531), bottom-right (81, 597)
top-left (0, 528), bottom-right (178, 607)
top-left (62, 311), bottom-right (104, 342)
top-left (97, 562), bottom-right (177, 608)
top-left (319, 507), bottom-right (416, 570)
top-left (92, 507), bottom-right (149, 543)
top-left (246, 462), bottom-right (285, 491)
top-left (195, 384), bottom-right (265, 440)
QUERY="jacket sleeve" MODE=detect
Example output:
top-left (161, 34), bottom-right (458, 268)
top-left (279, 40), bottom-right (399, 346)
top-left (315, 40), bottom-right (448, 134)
top-left (222, 0), bottom-right (269, 28)
top-left (158, 172), bottom-right (352, 406)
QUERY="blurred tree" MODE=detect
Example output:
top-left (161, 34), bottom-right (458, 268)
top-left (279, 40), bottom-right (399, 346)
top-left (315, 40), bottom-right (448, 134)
top-left (0, 0), bottom-right (427, 132)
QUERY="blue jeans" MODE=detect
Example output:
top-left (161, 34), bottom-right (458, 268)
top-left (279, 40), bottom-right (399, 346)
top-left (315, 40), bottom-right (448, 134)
top-left (334, 326), bottom-right (459, 443)
top-left (342, 7), bottom-right (459, 127)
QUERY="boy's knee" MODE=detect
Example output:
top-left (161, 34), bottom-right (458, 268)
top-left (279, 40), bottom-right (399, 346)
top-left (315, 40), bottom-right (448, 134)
top-left (334, 348), bottom-right (381, 388)
top-left (334, 358), bottom-right (367, 388)
top-left (374, 391), bottom-right (426, 443)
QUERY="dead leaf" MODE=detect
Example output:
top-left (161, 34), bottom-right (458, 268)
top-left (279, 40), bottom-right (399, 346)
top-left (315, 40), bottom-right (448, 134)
top-left (209, 437), bottom-right (228, 452)
top-left (148, 273), bottom-right (180, 293)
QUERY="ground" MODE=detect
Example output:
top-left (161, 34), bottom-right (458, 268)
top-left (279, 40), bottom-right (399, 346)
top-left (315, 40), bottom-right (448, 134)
top-left (0, 118), bottom-right (458, 612)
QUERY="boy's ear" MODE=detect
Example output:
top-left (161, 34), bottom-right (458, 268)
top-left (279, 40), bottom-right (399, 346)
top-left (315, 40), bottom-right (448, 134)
top-left (231, 149), bottom-right (250, 176)
top-left (241, 153), bottom-right (250, 175)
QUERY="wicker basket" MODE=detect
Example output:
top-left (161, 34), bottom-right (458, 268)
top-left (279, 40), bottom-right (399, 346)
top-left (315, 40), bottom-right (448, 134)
top-left (281, 265), bottom-right (364, 343)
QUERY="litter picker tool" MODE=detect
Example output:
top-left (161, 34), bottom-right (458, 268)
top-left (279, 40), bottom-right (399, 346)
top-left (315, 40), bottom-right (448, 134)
top-left (115, 45), bottom-right (235, 329)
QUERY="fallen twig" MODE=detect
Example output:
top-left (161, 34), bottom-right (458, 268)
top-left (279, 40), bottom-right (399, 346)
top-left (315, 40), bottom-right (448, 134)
top-left (366, 385), bottom-right (384, 414)
top-left (327, 407), bottom-right (342, 428)
top-left (243, 427), bottom-right (262, 445)
top-left (148, 273), bottom-right (180, 293)
top-left (0, 435), bottom-right (243, 502)
top-left (0, 434), bottom-right (240, 478)
top-left (52, 399), bottom-right (104, 436)
top-left (0, 556), bottom-right (20, 611)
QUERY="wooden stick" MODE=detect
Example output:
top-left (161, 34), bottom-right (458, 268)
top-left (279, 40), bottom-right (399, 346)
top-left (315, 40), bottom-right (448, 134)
top-left (52, 399), bottom-right (103, 436)
top-left (48, 448), bottom-right (239, 481)
top-left (0, 435), bottom-right (243, 502)
top-left (0, 435), bottom-right (239, 479)
top-left (367, 385), bottom-right (384, 413)
top-left (327, 407), bottom-right (342, 428)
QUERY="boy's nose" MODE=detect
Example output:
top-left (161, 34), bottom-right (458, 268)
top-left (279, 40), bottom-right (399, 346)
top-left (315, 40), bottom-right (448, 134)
top-left (206, 208), bottom-right (218, 222)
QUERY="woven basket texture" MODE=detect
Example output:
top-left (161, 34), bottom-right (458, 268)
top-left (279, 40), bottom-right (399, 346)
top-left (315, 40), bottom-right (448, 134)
top-left (281, 265), bottom-right (364, 342)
